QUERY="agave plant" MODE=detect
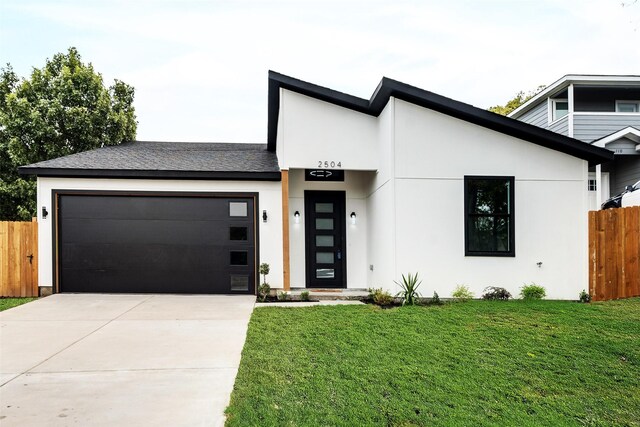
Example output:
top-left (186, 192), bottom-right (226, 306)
top-left (395, 272), bottom-right (422, 305)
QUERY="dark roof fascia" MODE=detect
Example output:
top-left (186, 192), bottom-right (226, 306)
top-left (267, 71), bottom-right (614, 165)
top-left (18, 167), bottom-right (282, 181)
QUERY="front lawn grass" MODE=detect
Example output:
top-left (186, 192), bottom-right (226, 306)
top-left (0, 297), bottom-right (36, 312)
top-left (226, 299), bottom-right (640, 426)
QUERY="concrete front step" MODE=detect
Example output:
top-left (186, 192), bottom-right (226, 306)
top-left (285, 288), bottom-right (369, 301)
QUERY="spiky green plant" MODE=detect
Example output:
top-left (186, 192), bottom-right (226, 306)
top-left (395, 272), bottom-right (422, 305)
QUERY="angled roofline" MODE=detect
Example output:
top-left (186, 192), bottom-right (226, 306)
top-left (18, 167), bottom-right (282, 180)
top-left (591, 126), bottom-right (640, 149)
top-left (267, 71), bottom-right (614, 165)
top-left (509, 74), bottom-right (640, 118)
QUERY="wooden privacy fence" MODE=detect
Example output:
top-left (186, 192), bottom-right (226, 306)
top-left (589, 206), bottom-right (640, 301)
top-left (0, 219), bottom-right (38, 297)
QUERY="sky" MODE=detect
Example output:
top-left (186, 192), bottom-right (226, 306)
top-left (1, 0), bottom-right (639, 143)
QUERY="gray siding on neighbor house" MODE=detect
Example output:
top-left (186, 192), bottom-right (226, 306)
top-left (602, 156), bottom-right (640, 195)
top-left (548, 115), bottom-right (569, 136)
top-left (613, 156), bottom-right (640, 194)
top-left (573, 114), bottom-right (640, 142)
top-left (518, 101), bottom-right (548, 128)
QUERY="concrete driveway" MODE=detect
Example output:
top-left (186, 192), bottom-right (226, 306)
top-left (0, 293), bottom-right (255, 427)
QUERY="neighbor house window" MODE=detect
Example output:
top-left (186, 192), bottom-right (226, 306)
top-left (588, 179), bottom-right (597, 192)
top-left (464, 176), bottom-right (515, 257)
top-left (551, 99), bottom-right (568, 121)
top-left (615, 101), bottom-right (640, 113)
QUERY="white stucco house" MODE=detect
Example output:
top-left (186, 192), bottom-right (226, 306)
top-left (19, 71), bottom-right (613, 300)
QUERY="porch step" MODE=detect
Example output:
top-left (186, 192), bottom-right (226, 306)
top-left (287, 288), bottom-right (369, 301)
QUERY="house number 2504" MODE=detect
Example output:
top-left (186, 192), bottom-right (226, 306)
top-left (318, 161), bottom-right (342, 168)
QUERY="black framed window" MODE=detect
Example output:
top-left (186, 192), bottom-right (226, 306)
top-left (464, 176), bottom-right (515, 257)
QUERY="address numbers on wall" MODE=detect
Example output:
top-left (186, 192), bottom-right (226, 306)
top-left (317, 161), bottom-right (342, 168)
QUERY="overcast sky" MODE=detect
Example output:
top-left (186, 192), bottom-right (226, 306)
top-left (1, 0), bottom-right (639, 143)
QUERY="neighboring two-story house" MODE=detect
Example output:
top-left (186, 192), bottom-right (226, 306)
top-left (508, 75), bottom-right (640, 210)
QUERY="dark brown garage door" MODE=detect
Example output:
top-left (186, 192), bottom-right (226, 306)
top-left (56, 193), bottom-right (256, 294)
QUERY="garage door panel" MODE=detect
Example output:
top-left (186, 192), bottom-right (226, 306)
top-left (57, 194), bottom-right (256, 294)
top-left (61, 268), bottom-right (245, 294)
top-left (61, 243), bottom-right (232, 270)
top-left (61, 219), bottom-right (248, 246)
top-left (60, 196), bottom-right (239, 221)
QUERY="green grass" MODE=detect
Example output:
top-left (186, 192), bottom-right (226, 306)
top-left (226, 299), bottom-right (640, 426)
top-left (0, 297), bottom-right (36, 311)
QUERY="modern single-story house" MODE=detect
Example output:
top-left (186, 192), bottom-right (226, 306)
top-left (19, 71), bottom-right (613, 300)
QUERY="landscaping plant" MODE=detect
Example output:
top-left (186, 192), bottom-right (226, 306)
top-left (368, 288), bottom-right (394, 306)
top-left (259, 263), bottom-right (270, 285)
top-left (395, 272), bottom-right (422, 305)
top-left (520, 283), bottom-right (546, 300)
top-left (452, 284), bottom-right (473, 302)
top-left (257, 283), bottom-right (271, 302)
top-left (277, 291), bottom-right (290, 301)
top-left (429, 291), bottom-right (442, 305)
top-left (481, 286), bottom-right (512, 301)
top-left (579, 289), bottom-right (591, 303)
top-left (257, 263), bottom-right (271, 302)
top-left (300, 291), bottom-right (310, 301)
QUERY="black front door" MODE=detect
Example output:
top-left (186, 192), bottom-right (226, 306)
top-left (304, 191), bottom-right (346, 288)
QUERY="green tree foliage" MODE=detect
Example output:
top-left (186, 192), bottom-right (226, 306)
top-left (488, 85), bottom-right (546, 116)
top-left (0, 47), bottom-right (137, 220)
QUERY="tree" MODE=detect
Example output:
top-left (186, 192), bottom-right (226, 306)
top-left (488, 85), bottom-right (546, 116)
top-left (0, 47), bottom-right (137, 220)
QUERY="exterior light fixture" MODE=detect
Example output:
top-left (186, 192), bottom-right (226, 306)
top-left (350, 212), bottom-right (356, 225)
top-left (42, 206), bottom-right (48, 219)
top-left (294, 211), bottom-right (300, 224)
top-left (262, 210), bottom-right (268, 222)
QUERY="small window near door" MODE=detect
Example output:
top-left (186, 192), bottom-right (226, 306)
top-left (588, 179), bottom-right (597, 192)
top-left (230, 275), bottom-right (249, 291)
top-left (464, 176), bottom-right (515, 257)
top-left (229, 202), bottom-right (248, 217)
top-left (615, 101), bottom-right (640, 113)
top-left (230, 251), bottom-right (248, 266)
top-left (230, 226), bottom-right (248, 241)
top-left (551, 99), bottom-right (568, 121)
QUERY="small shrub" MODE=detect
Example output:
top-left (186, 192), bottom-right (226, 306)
top-left (579, 289), bottom-right (591, 303)
top-left (430, 291), bottom-right (442, 305)
top-left (520, 283), bottom-right (546, 300)
top-left (368, 288), bottom-right (394, 306)
top-left (452, 284), bottom-right (473, 302)
top-left (482, 286), bottom-right (512, 301)
top-left (300, 290), bottom-right (310, 301)
top-left (277, 291), bottom-right (289, 301)
top-left (395, 272), bottom-right (422, 305)
top-left (259, 263), bottom-right (270, 285)
top-left (257, 283), bottom-right (271, 302)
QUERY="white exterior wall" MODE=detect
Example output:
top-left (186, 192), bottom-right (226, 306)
top-left (391, 100), bottom-right (589, 300)
top-left (277, 90), bottom-right (379, 170)
top-left (277, 93), bottom-right (591, 299)
top-left (36, 177), bottom-right (283, 290)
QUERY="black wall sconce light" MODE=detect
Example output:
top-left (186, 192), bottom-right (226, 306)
top-left (294, 210), bottom-right (300, 224)
top-left (350, 212), bottom-right (357, 225)
top-left (42, 206), bottom-right (48, 219)
top-left (262, 210), bottom-right (268, 222)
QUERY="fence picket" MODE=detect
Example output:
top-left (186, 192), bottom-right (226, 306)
top-left (589, 206), bottom-right (640, 301)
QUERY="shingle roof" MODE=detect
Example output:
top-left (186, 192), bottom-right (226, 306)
top-left (19, 141), bottom-right (281, 180)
